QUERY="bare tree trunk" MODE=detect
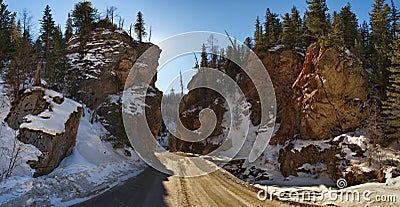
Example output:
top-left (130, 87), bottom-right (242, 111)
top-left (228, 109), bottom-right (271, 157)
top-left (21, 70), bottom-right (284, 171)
top-left (34, 63), bottom-right (41, 86)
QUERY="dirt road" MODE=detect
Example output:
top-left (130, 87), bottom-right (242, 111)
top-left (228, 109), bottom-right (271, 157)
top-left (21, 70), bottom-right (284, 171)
top-left (75, 155), bottom-right (290, 207)
top-left (77, 154), bottom-right (296, 207)
top-left (162, 169), bottom-right (285, 207)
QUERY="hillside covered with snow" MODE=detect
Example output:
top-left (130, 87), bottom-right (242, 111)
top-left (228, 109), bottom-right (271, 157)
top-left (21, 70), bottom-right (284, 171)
top-left (0, 78), bottom-right (146, 206)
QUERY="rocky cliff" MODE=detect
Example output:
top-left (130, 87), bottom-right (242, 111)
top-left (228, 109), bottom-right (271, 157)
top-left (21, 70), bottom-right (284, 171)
top-left (273, 43), bottom-right (369, 145)
top-left (66, 28), bottom-right (162, 147)
top-left (170, 48), bottom-right (304, 154)
top-left (66, 28), bottom-right (156, 108)
top-left (257, 48), bottom-right (304, 123)
top-left (274, 43), bottom-right (372, 183)
top-left (6, 87), bottom-right (82, 177)
top-left (174, 43), bottom-right (374, 184)
top-left (257, 49), bottom-right (304, 145)
top-left (169, 87), bottom-right (227, 154)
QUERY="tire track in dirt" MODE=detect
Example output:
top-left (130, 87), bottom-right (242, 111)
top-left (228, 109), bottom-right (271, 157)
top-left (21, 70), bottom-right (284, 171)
top-left (76, 155), bottom-right (291, 207)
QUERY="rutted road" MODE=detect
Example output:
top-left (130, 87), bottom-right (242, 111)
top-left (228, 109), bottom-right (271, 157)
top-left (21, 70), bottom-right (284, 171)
top-left (75, 155), bottom-right (290, 207)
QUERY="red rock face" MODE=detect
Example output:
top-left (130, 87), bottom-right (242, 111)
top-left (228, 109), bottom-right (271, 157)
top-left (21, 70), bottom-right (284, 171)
top-left (256, 49), bottom-right (304, 145)
top-left (296, 43), bottom-right (369, 140)
top-left (272, 43), bottom-right (369, 145)
top-left (260, 50), bottom-right (304, 123)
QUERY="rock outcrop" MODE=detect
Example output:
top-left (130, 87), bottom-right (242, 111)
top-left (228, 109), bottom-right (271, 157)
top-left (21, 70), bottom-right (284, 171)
top-left (274, 43), bottom-right (372, 183)
top-left (66, 28), bottom-right (162, 147)
top-left (169, 48), bottom-right (303, 153)
top-left (257, 49), bottom-right (304, 123)
top-left (273, 43), bottom-right (369, 144)
top-left (169, 87), bottom-right (227, 154)
top-left (256, 49), bottom-right (304, 145)
top-left (66, 28), bottom-right (156, 108)
top-left (278, 133), bottom-right (381, 185)
top-left (278, 141), bottom-right (340, 178)
top-left (6, 87), bottom-right (82, 177)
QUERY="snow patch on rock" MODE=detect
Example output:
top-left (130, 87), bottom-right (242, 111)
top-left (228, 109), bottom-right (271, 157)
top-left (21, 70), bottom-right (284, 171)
top-left (20, 87), bottom-right (82, 136)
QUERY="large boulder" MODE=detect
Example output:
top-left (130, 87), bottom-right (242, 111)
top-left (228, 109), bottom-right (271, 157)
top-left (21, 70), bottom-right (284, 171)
top-left (6, 87), bottom-right (82, 177)
top-left (273, 43), bottom-right (369, 144)
top-left (66, 28), bottom-right (163, 147)
top-left (278, 141), bottom-right (340, 179)
top-left (278, 133), bottom-right (381, 185)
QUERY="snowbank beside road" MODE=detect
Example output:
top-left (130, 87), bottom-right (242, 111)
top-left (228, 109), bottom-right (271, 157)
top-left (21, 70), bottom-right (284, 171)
top-left (0, 80), bottom-right (146, 206)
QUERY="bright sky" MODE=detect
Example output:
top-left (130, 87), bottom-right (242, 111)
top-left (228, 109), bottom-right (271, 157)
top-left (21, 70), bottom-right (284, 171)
top-left (5, 0), bottom-right (398, 92)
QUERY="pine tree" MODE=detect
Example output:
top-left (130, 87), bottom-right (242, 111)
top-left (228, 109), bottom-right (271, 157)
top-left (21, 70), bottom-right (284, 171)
top-left (281, 13), bottom-right (296, 49)
top-left (264, 8), bottom-right (273, 43)
top-left (39, 5), bottom-right (58, 86)
top-left (20, 9), bottom-right (32, 40)
top-left (0, 0), bottom-right (12, 64)
top-left (244, 37), bottom-right (253, 49)
top-left (329, 11), bottom-right (342, 45)
top-left (254, 16), bottom-right (263, 49)
top-left (273, 15), bottom-right (282, 43)
top-left (65, 13), bottom-right (73, 41)
top-left (10, 12), bottom-right (20, 45)
top-left (360, 21), bottom-right (371, 49)
top-left (200, 43), bottom-right (208, 68)
top-left (207, 34), bottom-right (218, 68)
top-left (302, 12), bottom-right (314, 47)
top-left (40, 5), bottom-right (55, 54)
top-left (134, 11), bottom-right (147, 42)
top-left (291, 6), bottom-right (302, 43)
top-left (370, 0), bottom-right (392, 93)
top-left (382, 33), bottom-right (400, 140)
top-left (305, 0), bottom-right (329, 38)
top-left (5, 12), bottom-right (20, 97)
top-left (264, 8), bottom-right (282, 44)
top-left (339, 3), bottom-right (359, 48)
top-left (281, 7), bottom-right (303, 49)
top-left (390, 0), bottom-right (398, 37)
top-left (355, 21), bottom-right (373, 67)
top-left (2, 9), bottom-right (36, 99)
top-left (71, 1), bottom-right (97, 36)
top-left (53, 25), bottom-right (67, 89)
top-left (7, 18), bottom-right (36, 99)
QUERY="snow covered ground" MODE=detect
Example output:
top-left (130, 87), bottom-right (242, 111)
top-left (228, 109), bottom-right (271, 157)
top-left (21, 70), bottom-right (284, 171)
top-left (250, 129), bottom-right (400, 207)
top-left (255, 176), bottom-right (400, 206)
top-left (0, 80), bottom-right (42, 179)
top-left (0, 79), bottom-right (146, 206)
